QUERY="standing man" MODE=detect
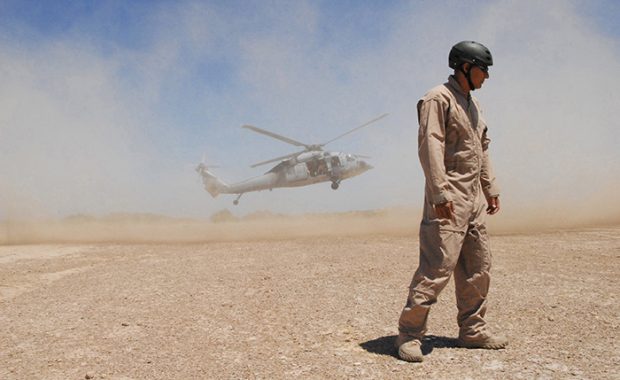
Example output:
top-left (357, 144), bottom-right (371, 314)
top-left (396, 41), bottom-right (507, 362)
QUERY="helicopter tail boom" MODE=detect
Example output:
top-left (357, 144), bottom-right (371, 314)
top-left (196, 163), bottom-right (229, 198)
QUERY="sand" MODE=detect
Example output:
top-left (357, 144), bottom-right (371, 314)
top-left (0, 214), bottom-right (619, 379)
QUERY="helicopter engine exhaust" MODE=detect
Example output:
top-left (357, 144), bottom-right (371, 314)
top-left (196, 163), bottom-right (229, 198)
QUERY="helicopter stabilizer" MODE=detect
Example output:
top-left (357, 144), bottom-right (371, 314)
top-left (196, 163), bottom-right (229, 198)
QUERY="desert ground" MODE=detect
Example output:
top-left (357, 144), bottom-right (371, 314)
top-left (0, 212), bottom-right (618, 379)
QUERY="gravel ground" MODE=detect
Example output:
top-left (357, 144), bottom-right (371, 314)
top-left (1, 226), bottom-right (618, 379)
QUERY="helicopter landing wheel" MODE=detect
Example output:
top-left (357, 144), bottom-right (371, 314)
top-left (233, 194), bottom-right (243, 205)
top-left (331, 182), bottom-right (339, 190)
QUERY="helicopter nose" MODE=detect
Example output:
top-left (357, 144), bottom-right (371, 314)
top-left (360, 161), bottom-right (373, 171)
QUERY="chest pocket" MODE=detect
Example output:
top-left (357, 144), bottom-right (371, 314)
top-left (443, 92), bottom-right (488, 174)
top-left (444, 99), bottom-right (475, 160)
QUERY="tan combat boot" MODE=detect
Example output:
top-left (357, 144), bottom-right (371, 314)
top-left (395, 334), bottom-right (424, 362)
top-left (457, 333), bottom-right (508, 349)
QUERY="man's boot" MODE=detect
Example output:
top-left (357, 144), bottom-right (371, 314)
top-left (457, 332), bottom-right (508, 349)
top-left (395, 334), bottom-right (423, 362)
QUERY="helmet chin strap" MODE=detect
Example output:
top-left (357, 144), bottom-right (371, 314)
top-left (459, 64), bottom-right (476, 92)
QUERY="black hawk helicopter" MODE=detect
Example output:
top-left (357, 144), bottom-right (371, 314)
top-left (197, 113), bottom-right (387, 205)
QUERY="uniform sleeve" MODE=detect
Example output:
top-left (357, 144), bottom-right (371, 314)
top-left (479, 126), bottom-right (500, 199)
top-left (417, 97), bottom-right (452, 205)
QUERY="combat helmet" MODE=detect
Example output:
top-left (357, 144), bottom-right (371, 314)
top-left (449, 41), bottom-right (493, 70)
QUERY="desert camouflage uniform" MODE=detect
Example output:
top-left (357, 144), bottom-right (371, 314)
top-left (398, 75), bottom-right (500, 341)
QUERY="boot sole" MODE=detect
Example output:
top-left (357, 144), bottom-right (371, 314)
top-left (457, 340), bottom-right (508, 349)
top-left (398, 347), bottom-right (424, 362)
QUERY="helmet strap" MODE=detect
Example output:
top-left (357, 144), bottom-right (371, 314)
top-left (460, 64), bottom-right (476, 92)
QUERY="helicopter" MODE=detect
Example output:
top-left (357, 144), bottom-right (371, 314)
top-left (196, 113), bottom-right (388, 205)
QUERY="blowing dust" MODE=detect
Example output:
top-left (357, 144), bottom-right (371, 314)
top-left (2, 196), bottom-right (619, 245)
top-left (1, 2), bottom-right (619, 245)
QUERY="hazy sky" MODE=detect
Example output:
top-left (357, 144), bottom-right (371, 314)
top-left (1, 0), bottom-right (619, 219)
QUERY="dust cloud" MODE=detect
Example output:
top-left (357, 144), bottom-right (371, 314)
top-left (1, 1), bottom-right (619, 232)
top-left (0, 209), bottom-right (416, 245)
top-left (2, 196), bottom-right (619, 245)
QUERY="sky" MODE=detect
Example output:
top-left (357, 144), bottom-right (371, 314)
top-left (0, 0), bottom-right (619, 220)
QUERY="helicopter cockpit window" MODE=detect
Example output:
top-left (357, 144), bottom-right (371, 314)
top-left (331, 156), bottom-right (341, 167)
top-left (306, 160), bottom-right (318, 176)
top-left (316, 158), bottom-right (327, 175)
top-left (306, 158), bottom-right (327, 176)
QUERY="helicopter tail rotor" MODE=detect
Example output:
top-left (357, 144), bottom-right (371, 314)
top-left (200, 154), bottom-right (221, 169)
top-left (196, 162), bottom-right (229, 198)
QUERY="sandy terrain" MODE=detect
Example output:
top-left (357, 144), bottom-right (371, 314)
top-left (0, 216), bottom-right (619, 379)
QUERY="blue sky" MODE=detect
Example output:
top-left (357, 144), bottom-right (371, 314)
top-left (1, 1), bottom-right (619, 219)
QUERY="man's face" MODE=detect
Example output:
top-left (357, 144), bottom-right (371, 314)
top-left (470, 64), bottom-right (490, 89)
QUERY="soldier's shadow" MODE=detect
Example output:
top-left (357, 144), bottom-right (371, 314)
top-left (359, 335), bottom-right (459, 357)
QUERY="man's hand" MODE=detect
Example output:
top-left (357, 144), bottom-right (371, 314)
top-left (486, 196), bottom-right (500, 215)
top-left (434, 201), bottom-right (455, 220)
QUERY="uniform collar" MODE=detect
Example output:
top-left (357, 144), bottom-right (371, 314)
top-left (447, 75), bottom-right (469, 99)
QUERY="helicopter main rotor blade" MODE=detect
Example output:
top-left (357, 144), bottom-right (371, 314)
top-left (250, 150), bottom-right (305, 168)
top-left (321, 113), bottom-right (388, 147)
top-left (242, 125), bottom-right (309, 148)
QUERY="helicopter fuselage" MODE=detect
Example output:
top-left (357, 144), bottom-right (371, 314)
top-left (219, 151), bottom-right (372, 194)
top-left (197, 113), bottom-right (386, 204)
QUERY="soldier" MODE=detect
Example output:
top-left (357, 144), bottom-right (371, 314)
top-left (396, 41), bottom-right (507, 362)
